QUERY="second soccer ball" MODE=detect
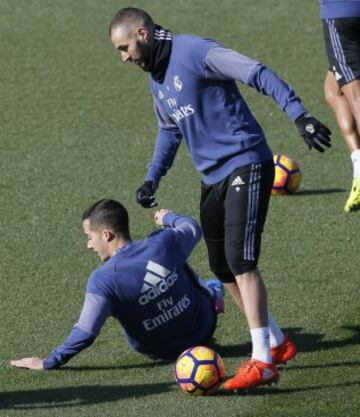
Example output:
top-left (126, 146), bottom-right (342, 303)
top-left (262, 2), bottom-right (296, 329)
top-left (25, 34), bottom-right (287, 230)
top-left (272, 154), bottom-right (301, 195)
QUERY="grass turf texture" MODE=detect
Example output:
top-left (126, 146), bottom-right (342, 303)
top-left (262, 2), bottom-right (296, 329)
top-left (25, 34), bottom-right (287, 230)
top-left (0, 0), bottom-right (359, 416)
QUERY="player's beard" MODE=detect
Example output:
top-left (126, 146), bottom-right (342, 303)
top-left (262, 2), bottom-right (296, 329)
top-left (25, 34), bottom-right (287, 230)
top-left (136, 25), bottom-right (172, 82)
top-left (136, 39), bottom-right (152, 72)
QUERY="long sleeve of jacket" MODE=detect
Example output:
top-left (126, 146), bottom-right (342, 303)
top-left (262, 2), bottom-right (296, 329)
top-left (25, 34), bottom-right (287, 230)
top-left (204, 46), bottom-right (307, 121)
top-left (43, 293), bottom-right (112, 369)
top-left (145, 97), bottom-right (183, 190)
top-left (162, 211), bottom-right (202, 259)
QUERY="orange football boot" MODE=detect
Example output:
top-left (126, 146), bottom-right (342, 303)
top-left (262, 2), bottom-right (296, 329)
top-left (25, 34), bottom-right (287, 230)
top-left (271, 336), bottom-right (297, 365)
top-left (223, 359), bottom-right (279, 391)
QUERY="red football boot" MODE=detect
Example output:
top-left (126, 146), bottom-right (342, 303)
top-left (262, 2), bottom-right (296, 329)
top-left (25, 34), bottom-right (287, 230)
top-left (271, 336), bottom-right (297, 365)
top-left (223, 359), bottom-right (279, 391)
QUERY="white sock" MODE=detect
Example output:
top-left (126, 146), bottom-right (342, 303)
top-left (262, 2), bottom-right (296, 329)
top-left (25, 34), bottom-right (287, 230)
top-left (351, 149), bottom-right (360, 178)
top-left (250, 327), bottom-right (272, 363)
top-left (268, 312), bottom-right (285, 348)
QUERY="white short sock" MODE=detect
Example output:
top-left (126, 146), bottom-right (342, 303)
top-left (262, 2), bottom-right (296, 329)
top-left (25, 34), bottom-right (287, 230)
top-left (250, 327), bottom-right (271, 363)
top-left (351, 149), bottom-right (360, 179)
top-left (268, 312), bottom-right (285, 348)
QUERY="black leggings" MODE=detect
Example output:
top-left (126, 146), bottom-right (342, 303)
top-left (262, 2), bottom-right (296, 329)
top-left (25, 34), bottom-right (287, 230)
top-left (200, 160), bottom-right (274, 283)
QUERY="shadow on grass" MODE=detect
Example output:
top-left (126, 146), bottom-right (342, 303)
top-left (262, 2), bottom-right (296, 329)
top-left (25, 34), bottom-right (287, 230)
top-left (209, 339), bottom-right (251, 358)
top-left (0, 382), bottom-right (174, 410)
top-left (285, 360), bottom-right (360, 371)
top-left (63, 325), bottom-right (360, 373)
top-left (283, 325), bottom-right (360, 355)
top-left (211, 325), bottom-right (360, 360)
top-left (292, 188), bottom-right (346, 196)
top-left (5, 325), bottom-right (355, 410)
top-left (62, 359), bottom-right (172, 372)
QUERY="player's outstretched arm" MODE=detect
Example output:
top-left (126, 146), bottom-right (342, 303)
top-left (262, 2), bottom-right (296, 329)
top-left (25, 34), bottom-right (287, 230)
top-left (11, 291), bottom-right (112, 371)
top-left (204, 45), bottom-right (332, 151)
top-left (10, 357), bottom-right (44, 370)
top-left (245, 63), bottom-right (332, 152)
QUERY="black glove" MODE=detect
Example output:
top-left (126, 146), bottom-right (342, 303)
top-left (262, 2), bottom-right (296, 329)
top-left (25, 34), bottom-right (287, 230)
top-left (295, 113), bottom-right (332, 153)
top-left (136, 181), bottom-right (157, 208)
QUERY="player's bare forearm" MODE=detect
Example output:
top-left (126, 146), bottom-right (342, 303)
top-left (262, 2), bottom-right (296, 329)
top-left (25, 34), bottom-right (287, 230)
top-left (10, 357), bottom-right (44, 370)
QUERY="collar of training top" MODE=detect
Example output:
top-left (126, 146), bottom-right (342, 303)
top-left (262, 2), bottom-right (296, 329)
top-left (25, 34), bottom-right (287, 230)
top-left (149, 25), bottom-right (173, 84)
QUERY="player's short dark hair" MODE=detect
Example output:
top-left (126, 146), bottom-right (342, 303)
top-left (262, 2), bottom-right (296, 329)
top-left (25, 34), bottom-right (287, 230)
top-left (108, 7), bottom-right (154, 36)
top-left (82, 199), bottom-right (130, 240)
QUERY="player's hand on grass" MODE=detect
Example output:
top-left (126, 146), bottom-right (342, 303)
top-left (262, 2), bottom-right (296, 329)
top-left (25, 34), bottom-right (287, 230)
top-left (295, 113), bottom-right (331, 152)
top-left (10, 357), bottom-right (44, 370)
top-left (154, 209), bottom-right (171, 227)
top-left (136, 181), bottom-right (157, 208)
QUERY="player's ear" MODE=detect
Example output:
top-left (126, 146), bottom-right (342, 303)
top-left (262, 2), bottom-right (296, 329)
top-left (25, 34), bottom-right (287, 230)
top-left (103, 229), bottom-right (116, 242)
top-left (137, 27), bottom-right (149, 43)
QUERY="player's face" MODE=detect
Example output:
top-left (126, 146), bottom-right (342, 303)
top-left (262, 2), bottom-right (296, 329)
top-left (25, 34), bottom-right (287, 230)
top-left (83, 219), bottom-right (112, 261)
top-left (110, 26), bottom-right (152, 71)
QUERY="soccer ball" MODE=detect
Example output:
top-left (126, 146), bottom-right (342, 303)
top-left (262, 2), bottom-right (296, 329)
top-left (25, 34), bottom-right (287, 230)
top-left (272, 154), bottom-right (301, 195)
top-left (175, 346), bottom-right (226, 395)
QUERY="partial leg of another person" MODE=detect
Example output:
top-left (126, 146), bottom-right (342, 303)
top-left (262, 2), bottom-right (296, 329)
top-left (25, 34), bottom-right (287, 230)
top-left (324, 71), bottom-right (360, 211)
top-left (341, 78), bottom-right (360, 212)
top-left (323, 17), bottom-right (360, 212)
top-left (324, 70), bottom-right (360, 153)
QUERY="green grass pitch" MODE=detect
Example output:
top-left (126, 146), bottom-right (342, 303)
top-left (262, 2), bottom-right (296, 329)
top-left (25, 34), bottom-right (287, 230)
top-left (0, 0), bottom-right (359, 416)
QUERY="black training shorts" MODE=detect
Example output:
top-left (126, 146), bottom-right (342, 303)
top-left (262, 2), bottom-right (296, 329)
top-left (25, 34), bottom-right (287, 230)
top-left (200, 160), bottom-right (275, 282)
top-left (322, 17), bottom-right (360, 86)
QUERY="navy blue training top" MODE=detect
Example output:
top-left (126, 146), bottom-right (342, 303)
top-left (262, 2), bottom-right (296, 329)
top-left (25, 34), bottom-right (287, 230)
top-left (146, 35), bottom-right (307, 187)
top-left (43, 212), bottom-right (216, 369)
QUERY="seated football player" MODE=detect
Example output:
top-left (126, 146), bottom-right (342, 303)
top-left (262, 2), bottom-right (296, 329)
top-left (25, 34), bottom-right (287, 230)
top-left (10, 199), bottom-right (224, 370)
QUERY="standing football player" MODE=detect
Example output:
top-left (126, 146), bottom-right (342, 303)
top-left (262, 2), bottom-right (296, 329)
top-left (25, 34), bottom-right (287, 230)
top-left (10, 199), bottom-right (224, 370)
top-left (108, 8), bottom-right (332, 390)
top-left (321, 0), bottom-right (360, 212)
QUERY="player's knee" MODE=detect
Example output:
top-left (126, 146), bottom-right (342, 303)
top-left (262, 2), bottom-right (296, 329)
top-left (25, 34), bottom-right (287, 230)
top-left (205, 239), bottom-right (235, 283)
top-left (209, 250), bottom-right (235, 283)
top-left (208, 257), bottom-right (235, 283)
top-left (226, 256), bottom-right (258, 276)
top-left (339, 117), bottom-right (357, 137)
top-left (324, 88), bottom-right (339, 106)
top-left (324, 85), bottom-right (346, 113)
